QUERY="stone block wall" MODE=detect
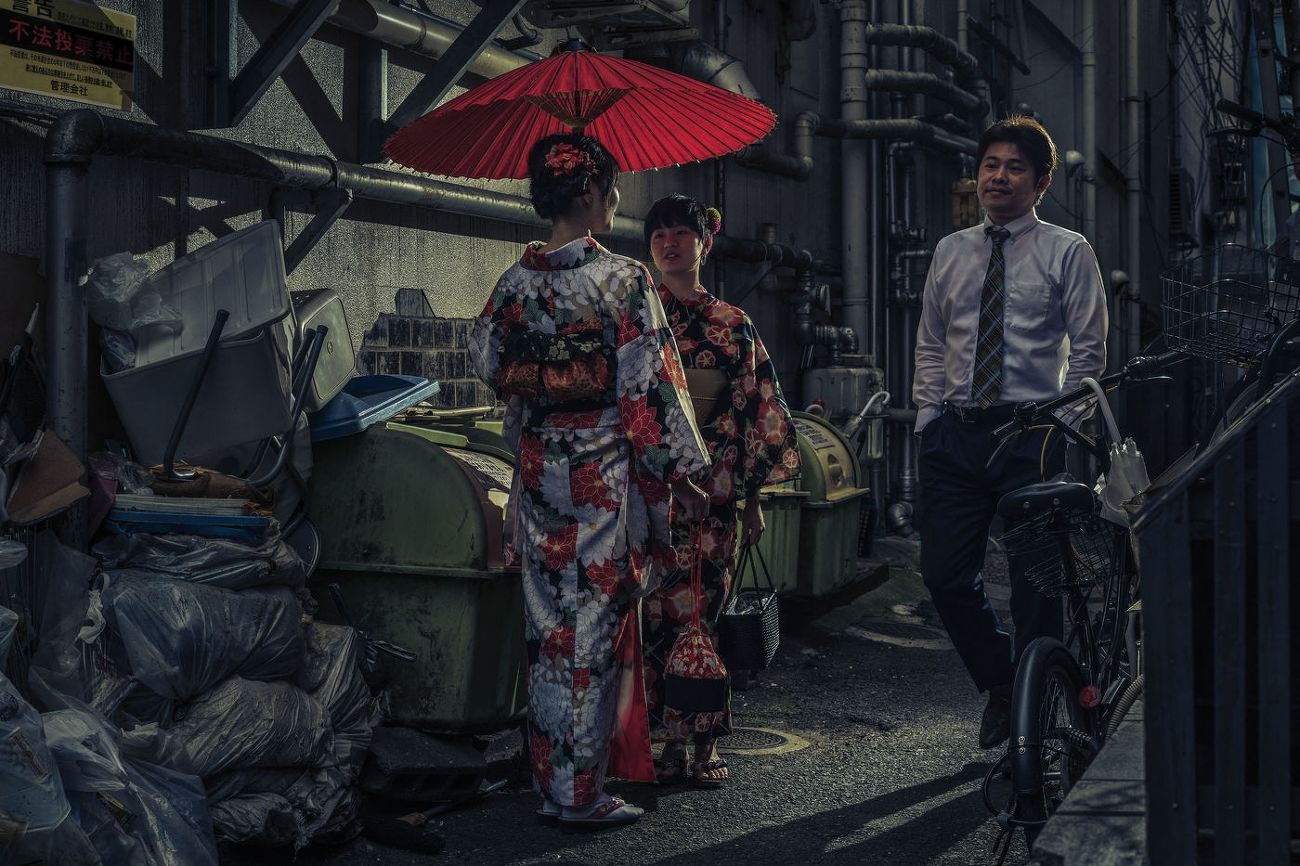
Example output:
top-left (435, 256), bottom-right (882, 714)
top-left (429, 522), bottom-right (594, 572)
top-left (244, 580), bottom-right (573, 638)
top-left (357, 288), bottom-right (495, 409)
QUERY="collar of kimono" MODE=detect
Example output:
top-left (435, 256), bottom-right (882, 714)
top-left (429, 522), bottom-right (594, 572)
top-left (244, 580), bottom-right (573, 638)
top-left (521, 236), bottom-right (602, 271)
top-left (657, 284), bottom-right (714, 310)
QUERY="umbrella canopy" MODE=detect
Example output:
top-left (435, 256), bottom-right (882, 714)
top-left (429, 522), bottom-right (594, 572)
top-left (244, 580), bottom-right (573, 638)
top-left (384, 45), bottom-right (776, 179)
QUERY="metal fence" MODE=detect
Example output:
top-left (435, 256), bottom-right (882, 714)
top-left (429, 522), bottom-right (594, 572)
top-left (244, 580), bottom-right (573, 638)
top-left (1134, 370), bottom-right (1298, 864)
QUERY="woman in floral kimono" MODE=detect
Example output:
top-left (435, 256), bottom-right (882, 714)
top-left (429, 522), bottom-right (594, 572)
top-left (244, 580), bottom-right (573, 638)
top-left (642, 194), bottom-right (801, 789)
top-left (470, 136), bottom-right (709, 831)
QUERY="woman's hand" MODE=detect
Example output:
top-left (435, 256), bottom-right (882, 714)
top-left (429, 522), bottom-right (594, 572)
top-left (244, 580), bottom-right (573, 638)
top-left (741, 497), bottom-right (765, 545)
top-left (670, 477), bottom-right (709, 522)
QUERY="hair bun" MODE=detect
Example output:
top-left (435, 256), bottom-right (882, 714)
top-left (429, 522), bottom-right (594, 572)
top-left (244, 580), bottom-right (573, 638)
top-left (705, 207), bottom-right (723, 234)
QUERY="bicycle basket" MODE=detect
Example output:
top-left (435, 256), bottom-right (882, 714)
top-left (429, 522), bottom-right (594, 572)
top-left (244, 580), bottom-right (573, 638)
top-left (999, 510), bottom-right (1116, 597)
top-left (1161, 244), bottom-right (1300, 366)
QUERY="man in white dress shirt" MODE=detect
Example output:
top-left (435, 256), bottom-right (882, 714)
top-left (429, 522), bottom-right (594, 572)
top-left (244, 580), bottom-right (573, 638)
top-left (912, 116), bottom-right (1108, 749)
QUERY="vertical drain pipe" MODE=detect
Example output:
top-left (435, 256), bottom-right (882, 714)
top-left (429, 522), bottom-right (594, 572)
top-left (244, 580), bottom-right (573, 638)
top-left (1123, 0), bottom-right (1141, 364)
top-left (45, 132), bottom-right (92, 462)
top-left (1081, 0), bottom-right (1097, 246)
top-left (866, 0), bottom-right (883, 365)
top-left (841, 0), bottom-right (872, 348)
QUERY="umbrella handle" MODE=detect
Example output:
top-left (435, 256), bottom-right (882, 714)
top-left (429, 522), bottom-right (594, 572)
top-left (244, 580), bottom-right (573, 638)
top-left (1081, 377), bottom-right (1121, 444)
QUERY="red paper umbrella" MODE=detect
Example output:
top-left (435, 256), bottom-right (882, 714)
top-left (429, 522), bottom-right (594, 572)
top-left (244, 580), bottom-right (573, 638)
top-left (384, 43), bottom-right (776, 179)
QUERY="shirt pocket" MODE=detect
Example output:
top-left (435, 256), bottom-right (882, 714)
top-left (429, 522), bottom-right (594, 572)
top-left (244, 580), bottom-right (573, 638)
top-left (1005, 281), bottom-right (1053, 331)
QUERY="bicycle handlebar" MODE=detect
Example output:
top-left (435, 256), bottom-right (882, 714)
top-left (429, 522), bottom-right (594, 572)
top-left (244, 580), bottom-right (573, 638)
top-left (989, 351), bottom-right (1185, 442)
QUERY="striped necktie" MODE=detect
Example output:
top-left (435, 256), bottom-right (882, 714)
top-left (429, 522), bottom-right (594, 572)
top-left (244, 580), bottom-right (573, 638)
top-left (971, 225), bottom-right (1011, 407)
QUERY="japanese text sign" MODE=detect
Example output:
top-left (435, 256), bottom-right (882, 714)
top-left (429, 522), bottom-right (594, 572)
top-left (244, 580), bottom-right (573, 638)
top-left (0, 0), bottom-right (135, 109)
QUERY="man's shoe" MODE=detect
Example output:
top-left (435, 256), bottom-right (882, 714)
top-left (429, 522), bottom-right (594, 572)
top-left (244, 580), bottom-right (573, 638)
top-left (979, 684), bottom-right (1013, 749)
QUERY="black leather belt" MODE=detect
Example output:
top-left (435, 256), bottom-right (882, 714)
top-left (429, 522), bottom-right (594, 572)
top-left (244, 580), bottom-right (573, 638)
top-left (941, 401), bottom-right (1018, 424)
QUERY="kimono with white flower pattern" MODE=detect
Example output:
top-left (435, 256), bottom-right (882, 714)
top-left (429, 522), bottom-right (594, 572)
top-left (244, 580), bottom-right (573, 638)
top-left (470, 237), bottom-right (708, 807)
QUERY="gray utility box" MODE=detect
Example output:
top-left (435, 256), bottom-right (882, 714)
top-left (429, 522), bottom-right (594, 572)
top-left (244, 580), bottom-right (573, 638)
top-left (291, 288), bottom-right (356, 412)
top-left (101, 221), bottom-right (293, 466)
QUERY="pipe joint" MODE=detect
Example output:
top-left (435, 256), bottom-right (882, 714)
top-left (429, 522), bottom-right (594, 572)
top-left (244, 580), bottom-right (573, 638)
top-left (43, 108), bottom-right (104, 164)
top-left (862, 23), bottom-right (983, 84)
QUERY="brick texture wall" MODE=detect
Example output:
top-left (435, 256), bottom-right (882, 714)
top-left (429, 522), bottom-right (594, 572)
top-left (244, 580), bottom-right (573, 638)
top-left (357, 288), bottom-right (495, 409)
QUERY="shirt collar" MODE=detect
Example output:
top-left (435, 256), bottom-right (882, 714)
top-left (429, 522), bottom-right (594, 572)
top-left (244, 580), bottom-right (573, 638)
top-left (982, 208), bottom-right (1039, 241)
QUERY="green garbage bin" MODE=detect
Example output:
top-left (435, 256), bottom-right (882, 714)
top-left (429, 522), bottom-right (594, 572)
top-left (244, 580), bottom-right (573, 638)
top-left (791, 411), bottom-right (871, 597)
top-left (308, 422), bottom-right (526, 733)
top-left (741, 480), bottom-right (808, 594)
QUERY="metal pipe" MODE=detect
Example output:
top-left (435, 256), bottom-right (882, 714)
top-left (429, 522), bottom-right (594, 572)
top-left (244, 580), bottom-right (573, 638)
top-left (842, 0), bottom-right (871, 359)
top-left (735, 111), bottom-right (977, 179)
top-left (863, 69), bottom-right (986, 116)
top-left (862, 23), bottom-right (983, 84)
top-left (867, 0), bottom-right (884, 365)
top-left (267, 0), bottom-right (531, 80)
top-left (1082, 0), bottom-right (1097, 243)
top-left (44, 153), bottom-right (90, 461)
top-left (1124, 0), bottom-right (1141, 364)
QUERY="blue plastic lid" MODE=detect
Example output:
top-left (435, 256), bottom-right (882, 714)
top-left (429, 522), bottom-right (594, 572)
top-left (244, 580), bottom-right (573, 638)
top-left (309, 374), bottom-right (440, 442)
top-left (104, 508), bottom-right (268, 544)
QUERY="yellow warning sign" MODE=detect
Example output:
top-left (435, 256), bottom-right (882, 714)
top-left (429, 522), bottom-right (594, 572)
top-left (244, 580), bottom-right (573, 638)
top-left (0, 0), bottom-right (135, 110)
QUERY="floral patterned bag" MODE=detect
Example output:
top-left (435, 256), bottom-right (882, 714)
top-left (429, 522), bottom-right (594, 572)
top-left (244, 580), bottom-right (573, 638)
top-left (663, 527), bottom-right (729, 713)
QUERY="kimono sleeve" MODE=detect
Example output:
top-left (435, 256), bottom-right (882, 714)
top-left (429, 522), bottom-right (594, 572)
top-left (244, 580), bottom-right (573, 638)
top-left (468, 273), bottom-right (516, 392)
top-left (612, 265), bottom-right (709, 482)
top-left (730, 316), bottom-right (800, 498)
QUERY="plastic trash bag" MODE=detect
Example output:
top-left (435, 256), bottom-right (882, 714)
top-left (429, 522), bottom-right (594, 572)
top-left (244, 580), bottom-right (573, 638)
top-left (86, 252), bottom-right (152, 332)
top-left (0, 604), bottom-right (17, 665)
top-left (207, 765), bottom-right (357, 848)
top-left (0, 654), bottom-right (99, 865)
top-left (85, 252), bottom-right (182, 338)
top-left (42, 707), bottom-right (218, 866)
top-left (297, 623), bottom-right (381, 777)
top-left (171, 677), bottom-right (332, 778)
top-left (27, 531), bottom-right (98, 704)
top-left (93, 528), bottom-right (306, 591)
top-left (101, 329), bottom-right (137, 374)
top-left (100, 574), bottom-right (304, 702)
top-left (210, 793), bottom-right (303, 848)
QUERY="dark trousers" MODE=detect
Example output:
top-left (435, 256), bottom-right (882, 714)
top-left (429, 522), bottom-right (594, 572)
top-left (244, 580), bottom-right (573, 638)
top-left (916, 408), bottom-right (1067, 693)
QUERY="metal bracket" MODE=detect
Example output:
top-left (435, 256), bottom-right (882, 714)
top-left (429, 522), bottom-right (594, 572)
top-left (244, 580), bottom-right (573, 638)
top-left (286, 187), bottom-right (353, 274)
top-left (209, 0), bottom-right (338, 128)
top-left (381, 0), bottom-right (528, 137)
top-left (267, 187), bottom-right (354, 275)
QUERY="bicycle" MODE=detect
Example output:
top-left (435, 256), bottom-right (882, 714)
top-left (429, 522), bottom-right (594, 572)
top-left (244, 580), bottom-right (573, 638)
top-left (978, 351), bottom-right (1181, 860)
top-left (983, 241), bottom-right (1300, 858)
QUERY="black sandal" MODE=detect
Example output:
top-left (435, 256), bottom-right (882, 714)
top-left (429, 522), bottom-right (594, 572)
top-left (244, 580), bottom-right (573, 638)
top-left (654, 755), bottom-right (688, 785)
top-left (691, 758), bottom-right (729, 789)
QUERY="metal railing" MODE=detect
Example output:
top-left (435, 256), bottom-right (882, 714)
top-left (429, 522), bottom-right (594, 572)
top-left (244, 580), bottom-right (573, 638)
top-left (1133, 368), bottom-right (1299, 864)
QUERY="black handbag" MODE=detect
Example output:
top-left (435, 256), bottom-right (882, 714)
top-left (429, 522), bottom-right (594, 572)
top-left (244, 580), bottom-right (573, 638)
top-left (719, 543), bottom-right (780, 671)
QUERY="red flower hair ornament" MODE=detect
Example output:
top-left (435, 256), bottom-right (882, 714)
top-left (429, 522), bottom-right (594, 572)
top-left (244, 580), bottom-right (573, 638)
top-left (544, 142), bottom-right (596, 177)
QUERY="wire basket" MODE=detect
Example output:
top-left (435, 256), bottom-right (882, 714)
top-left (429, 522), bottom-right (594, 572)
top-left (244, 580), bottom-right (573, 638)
top-left (1162, 244), bottom-right (1300, 366)
top-left (999, 510), bottom-right (1116, 597)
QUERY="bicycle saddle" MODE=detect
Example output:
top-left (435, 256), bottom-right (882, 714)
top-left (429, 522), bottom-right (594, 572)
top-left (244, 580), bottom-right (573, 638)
top-left (996, 480), bottom-right (1094, 519)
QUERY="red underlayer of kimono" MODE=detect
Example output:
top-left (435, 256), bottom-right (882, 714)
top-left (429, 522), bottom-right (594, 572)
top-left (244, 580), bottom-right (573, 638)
top-left (607, 609), bottom-right (654, 781)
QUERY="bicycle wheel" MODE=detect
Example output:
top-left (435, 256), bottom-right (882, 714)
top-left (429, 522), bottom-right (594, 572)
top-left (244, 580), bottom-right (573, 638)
top-left (1009, 639), bottom-right (1098, 846)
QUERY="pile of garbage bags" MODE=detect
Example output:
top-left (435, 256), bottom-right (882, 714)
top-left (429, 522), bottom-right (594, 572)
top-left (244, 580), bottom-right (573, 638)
top-left (0, 522), bottom-right (381, 861)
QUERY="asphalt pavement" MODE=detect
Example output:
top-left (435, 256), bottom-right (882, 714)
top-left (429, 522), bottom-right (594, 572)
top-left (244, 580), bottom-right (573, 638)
top-left (235, 539), bottom-right (1032, 866)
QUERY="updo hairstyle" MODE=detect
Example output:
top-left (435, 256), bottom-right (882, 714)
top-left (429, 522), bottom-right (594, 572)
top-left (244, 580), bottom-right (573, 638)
top-left (526, 133), bottom-right (620, 221)
top-left (642, 193), bottom-right (722, 245)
